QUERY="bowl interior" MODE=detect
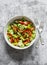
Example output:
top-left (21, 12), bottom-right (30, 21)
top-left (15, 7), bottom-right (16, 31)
top-left (4, 16), bottom-right (38, 50)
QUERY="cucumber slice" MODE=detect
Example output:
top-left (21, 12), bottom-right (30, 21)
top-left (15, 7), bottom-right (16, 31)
top-left (18, 24), bottom-right (27, 29)
top-left (23, 25), bottom-right (27, 28)
top-left (7, 25), bottom-right (11, 31)
top-left (13, 34), bottom-right (18, 38)
top-left (18, 24), bottom-right (21, 27)
top-left (30, 37), bottom-right (34, 41)
top-left (27, 24), bottom-right (31, 28)
top-left (18, 40), bottom-right (23, 46)
top-left (32, 30), bottom-right (36, 34)
top-left (25, 43), bottom-right (30, 46)
top-left (8, 29), bottom-right (14, 34)
top-left (20, 43), bottom-right (24, 48)
top-left (17, 32), bottom-right (21, 36)
top-left (13, 24), bottom-right (18, 26)
top-left (20, 36), bottom-right (25, 41)
top-left (7, 36), bottom-right (10, 40)
top-left (12, 42), bottom-right (18, 46)
top-left (32, 34), bottom-right (36, 39)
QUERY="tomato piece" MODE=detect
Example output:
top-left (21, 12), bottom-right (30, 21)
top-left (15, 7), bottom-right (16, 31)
top-left (19, 21), bottom-right (31, 26)
top-left (23, 39), bottom-right (30, 45)
top-left (9, 37), bottom-right (19, 43)
top-left (19, 21), bottom-right (24, 25)
top-left (23, 22), bottom-right (28, 25)
top-left (24, 21), bottom-right (31, 25)
top-left (7, 33), bottom-right (13, 38)
top-left (9, 38), bottom-right (14, 43)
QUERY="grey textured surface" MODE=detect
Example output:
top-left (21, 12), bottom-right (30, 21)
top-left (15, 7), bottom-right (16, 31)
top-left (0, 0), bottom-right (47, 65)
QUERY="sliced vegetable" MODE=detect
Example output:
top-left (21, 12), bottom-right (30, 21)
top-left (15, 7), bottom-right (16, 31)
top-left (11, 25), bottom-right (18, 32)
top-left (12, 42), bottom-right (18, 46)
top-left (20, 36), bottom-right (25, 41)
top-left (13, 34), bottom-right (18, 38)
top-left (18, 40), bottom-right (23, 46)
top-left (19, 21), bottom-right (31, 26)
top-left (22, 29), bottom-right (32, 36)
top-left (7, 25), bottom-right (11, 31)
top-left (7, 33), bottom-right (13, 38)
top-left (32, 34), bottom-right (36, 39)
top-left (9, 38), bottom-right (14, 43)
top-left (32, 30), bottom-right (36, 34)
top-left (18, 23), bottom-right (27, 30)
top-left (14, 38), bottom-right (19, 42)
top-left (8, 29), bottom-right (14, 34)
top-left (30, 37), bottom-right (34, 41)
top-left (30, 27), bottom-right (35, 31)
top-left (17, 32), bottom-right (21, 36)
top-left (25, 43), bottom-right (30, 46)
top-left (27, 24), bottom-right (31, 28)
top-left (7, 36), bottom-right (10, 40)
top-left (23, 39), bottom-right (30, 45)
top-left (13, 23), bottom-right (18, 27)
top-left (20, 43), bottom-right (24, 48)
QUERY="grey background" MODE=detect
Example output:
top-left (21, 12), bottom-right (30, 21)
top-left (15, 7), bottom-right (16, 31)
top-left (0, 0), bottom-right (47, 65)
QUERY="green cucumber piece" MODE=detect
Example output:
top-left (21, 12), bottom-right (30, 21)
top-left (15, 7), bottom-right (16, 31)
top-left (12, 42), bottom-right (18, 46)
top-left (18, 40), bottom-right (23, 46)
top-left (25, 43), bottom-right (30, 46)
top-left (7, 25), bottom-right (11, 31)
top-left (20, 36), bottom-right (25, 41)
top-left (32, 34), bottom-right (36, 39)
top-left (30, 37), bottom-right (34, 41)
top-left (13, 34), bottom-right (18, 38)
top-left (8, 29), bottom-right (14, 34)
top-left (32, 30), bottom-right (36, 34)
top-left (27, 24), bottom-right (31, 28)
top-left (20, 43), bottom-right (24, 48)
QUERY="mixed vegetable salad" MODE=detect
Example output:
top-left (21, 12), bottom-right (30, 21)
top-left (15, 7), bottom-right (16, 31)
top-left (7, 18), bottom-right (36, 48)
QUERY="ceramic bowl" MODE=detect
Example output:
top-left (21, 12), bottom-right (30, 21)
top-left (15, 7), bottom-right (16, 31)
top-left (4, 16), bottom-right (38, 50)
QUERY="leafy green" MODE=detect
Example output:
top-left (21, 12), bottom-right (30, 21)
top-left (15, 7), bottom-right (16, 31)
top-left (21, 17), bottom-right (26, 21)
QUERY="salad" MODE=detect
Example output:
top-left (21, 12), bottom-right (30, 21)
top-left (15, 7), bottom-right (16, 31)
top-left (7, 18), bottom-right (36, 48)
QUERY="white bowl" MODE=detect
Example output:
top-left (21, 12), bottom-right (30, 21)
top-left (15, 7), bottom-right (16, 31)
top-left (4, 16), bottom-right (38, 50)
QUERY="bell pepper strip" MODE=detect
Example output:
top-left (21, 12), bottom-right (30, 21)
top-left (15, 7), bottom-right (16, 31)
top-left (11, 25), bottom-right (18, 32)
top-left (7, 33), bottom-right (13, 38)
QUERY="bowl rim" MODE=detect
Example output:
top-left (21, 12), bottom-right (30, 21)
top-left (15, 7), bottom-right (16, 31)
top-left (4, 16), bottom-right (38, 50)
